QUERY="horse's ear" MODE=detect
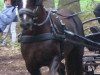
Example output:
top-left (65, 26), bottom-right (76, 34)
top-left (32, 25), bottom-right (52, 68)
top-left (11, 0), bottom-right (16, 6)
top-left (11, 0), bottom-right (20, 6)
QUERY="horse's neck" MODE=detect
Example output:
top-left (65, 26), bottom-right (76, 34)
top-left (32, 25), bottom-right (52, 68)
top-left (35, 8), bottom-right (64, 34)
top-left (32, 7), bottom-right (51, 33)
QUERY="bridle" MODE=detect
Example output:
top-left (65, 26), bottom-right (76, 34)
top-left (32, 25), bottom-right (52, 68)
top-left (19, 7), bottom-right (52, 26)
top-left (17, 0), bottom-right (65, 42)
top-left (17, 0), bottom-right (53, 27)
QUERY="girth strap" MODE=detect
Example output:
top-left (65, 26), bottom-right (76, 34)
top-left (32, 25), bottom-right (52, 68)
top-left (18, 33), bottom-right (65, 43)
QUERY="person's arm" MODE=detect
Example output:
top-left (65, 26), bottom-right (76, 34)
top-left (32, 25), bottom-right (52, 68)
top-left (0, 7), bottom-right (16, 25)
top-left (0, 7), bottom-right (16, 32)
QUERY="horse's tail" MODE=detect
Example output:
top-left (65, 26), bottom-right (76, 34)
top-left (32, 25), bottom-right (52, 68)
top-left (49, 56), bottom-right (60, 75)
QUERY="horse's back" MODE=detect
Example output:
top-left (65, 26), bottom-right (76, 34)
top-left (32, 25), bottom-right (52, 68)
top-left (56, 9), bottom-right (84, 75)
top-left (57, 9), bottom-right (84, 35)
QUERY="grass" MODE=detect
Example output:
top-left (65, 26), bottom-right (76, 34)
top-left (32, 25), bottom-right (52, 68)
top-left (79, 11), bottom-right (100, 35)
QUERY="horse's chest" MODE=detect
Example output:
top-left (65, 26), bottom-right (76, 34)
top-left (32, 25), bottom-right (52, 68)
top-left (33, 40), bottom-right (60, 53)
top-left (31, 41), bottom-right (60, 64)
top-left (21, 40), bottom-right (60, 63)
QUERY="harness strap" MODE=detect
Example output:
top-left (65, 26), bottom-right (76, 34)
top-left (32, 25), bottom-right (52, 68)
top-left (18, 33), bottom-right (65, 43)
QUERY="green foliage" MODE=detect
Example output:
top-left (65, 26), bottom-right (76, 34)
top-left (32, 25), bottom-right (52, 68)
top-left (80, 0), bottom-right (94, 11)
top-left (0, 0), bottom-right (4, 11)
top-left (54, 0), bottom-right (59, 8)
top-left (79, 0), bottom-right (100, 35)
top-left (95, 0), bottom-right (100, 1)
top-left (80, 0), bottom-right (100, 11)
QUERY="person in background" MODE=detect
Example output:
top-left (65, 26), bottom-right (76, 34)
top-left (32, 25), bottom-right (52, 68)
top-left (0, 0), bottom-right (17, 46)
top-left (1, 19), bottom-right (17, 46)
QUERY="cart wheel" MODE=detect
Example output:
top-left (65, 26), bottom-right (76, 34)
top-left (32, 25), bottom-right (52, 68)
top-left (83, 61), bottom-right (97, 75)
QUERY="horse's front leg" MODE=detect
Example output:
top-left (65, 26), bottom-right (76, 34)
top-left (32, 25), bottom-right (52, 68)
top-left (25, 61), bottom-right (41, 75)
top-left (49, 56), bottom-right (65, 75)
top-left (65, 46), bottom-right (84, 75)
top-left (57, 62), bottom-right (65, 75)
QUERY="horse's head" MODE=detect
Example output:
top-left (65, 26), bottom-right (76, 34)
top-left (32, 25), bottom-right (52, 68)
top-left (13, 0), bottom-right (49, 31)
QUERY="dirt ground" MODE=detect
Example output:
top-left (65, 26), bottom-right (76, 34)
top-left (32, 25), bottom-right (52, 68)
top-left (0, 46), bottom-right (50, 75)
top-left (0, 46), bottom-right (100, 75)
top-left (0, 46), bottom-right (30, 75)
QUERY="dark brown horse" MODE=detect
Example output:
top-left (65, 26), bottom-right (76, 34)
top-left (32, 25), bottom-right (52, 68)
top-left (12, 0), bottom-right (84, 75)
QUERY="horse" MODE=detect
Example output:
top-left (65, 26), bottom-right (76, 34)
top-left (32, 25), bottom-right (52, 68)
top-left (12, 0), bottom-right (84, 75)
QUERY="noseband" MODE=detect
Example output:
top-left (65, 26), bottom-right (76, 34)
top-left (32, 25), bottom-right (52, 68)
top-left (19, 8), bottom-right (35, 17)
top-left (19, 6), bottom-right (52, 26)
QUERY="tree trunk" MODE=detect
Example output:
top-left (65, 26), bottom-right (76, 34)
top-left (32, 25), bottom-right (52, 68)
top-left (43, 0), bottom-right (55, 9)
top-left (58, 0), bottom-right (80, 12)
